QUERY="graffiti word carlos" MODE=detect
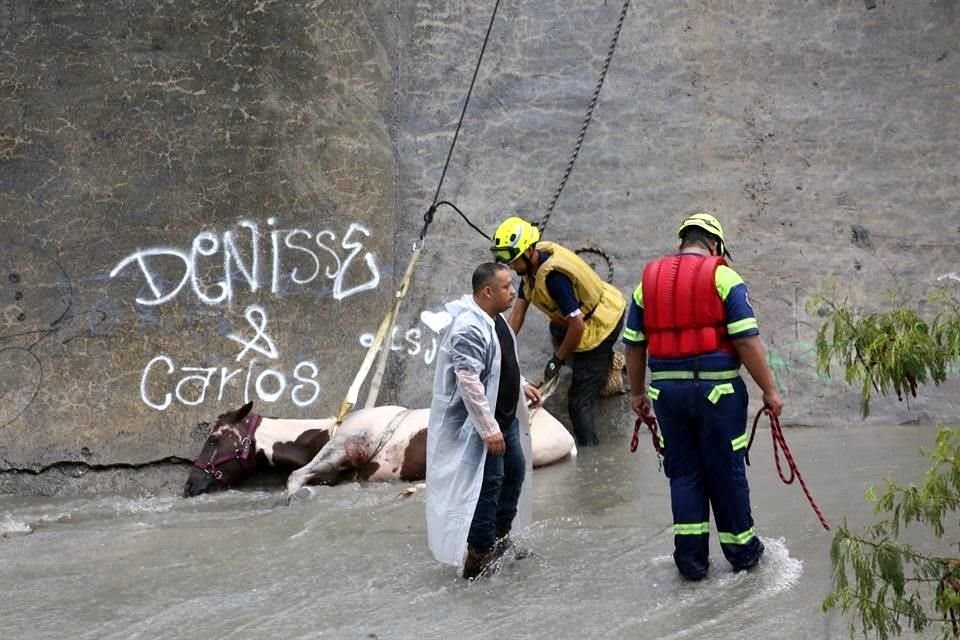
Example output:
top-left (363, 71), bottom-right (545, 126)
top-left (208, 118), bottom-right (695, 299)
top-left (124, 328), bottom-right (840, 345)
top-left (141, 356), bottom-right (321, 411)
top-left (110, 219), bottom-right (380, 306)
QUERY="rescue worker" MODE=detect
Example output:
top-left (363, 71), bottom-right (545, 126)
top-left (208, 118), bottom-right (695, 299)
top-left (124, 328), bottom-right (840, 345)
top-left (491, 216), bottom-right (626, 446)
top-left (623, 211), bottom-right (784, 580)
top-left (425, 262), bottom-right (542, 580)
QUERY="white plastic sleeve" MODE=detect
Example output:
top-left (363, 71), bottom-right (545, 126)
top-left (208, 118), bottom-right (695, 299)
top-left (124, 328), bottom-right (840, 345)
top-left (454, 368), bottom-right (500, 440)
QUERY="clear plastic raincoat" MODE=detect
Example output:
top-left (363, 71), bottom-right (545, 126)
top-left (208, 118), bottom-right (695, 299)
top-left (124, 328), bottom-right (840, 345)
top-left (426, 295), bottom-right (533, 566)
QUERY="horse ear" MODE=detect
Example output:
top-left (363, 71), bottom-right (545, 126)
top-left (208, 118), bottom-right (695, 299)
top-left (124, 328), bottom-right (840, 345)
top-left (237, 401), bottom-right (254, 421)
top-left (217, 400), bottom-right (255, 424)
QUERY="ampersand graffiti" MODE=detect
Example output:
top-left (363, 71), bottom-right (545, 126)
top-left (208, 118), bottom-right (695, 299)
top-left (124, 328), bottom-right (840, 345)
top-left (226, 304), bottom-right (278, 362)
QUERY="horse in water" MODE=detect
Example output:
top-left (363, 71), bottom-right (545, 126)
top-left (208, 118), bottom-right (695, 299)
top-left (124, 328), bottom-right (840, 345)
top-left (184, 401), bottom-right (576, 497)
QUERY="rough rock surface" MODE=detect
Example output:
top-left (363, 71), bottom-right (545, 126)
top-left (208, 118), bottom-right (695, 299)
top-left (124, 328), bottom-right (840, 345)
top-left (1, 1), bottom-right (957, 494)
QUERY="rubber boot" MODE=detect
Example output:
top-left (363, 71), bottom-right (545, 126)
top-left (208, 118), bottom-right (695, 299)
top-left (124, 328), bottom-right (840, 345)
top-left (462, 546), bottom-right (494, 580)
top-left (675, 553), bottom-right (709, 581)
top-left (732, 539), bottom-right (765, 572)
top-left (569, 399), bottom-right (600, 447)
top-left (493, 526), bottom-right (531, 560)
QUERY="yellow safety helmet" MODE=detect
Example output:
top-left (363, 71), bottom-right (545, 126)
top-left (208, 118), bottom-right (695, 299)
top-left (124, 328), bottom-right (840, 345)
top-left (678, 211), bottom-right (730, 258)
top-left (491, 216), bottom-right (540, 264)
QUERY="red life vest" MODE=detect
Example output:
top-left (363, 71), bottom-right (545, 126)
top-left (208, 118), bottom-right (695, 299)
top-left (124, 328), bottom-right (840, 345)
top-left (641, 254), bottom-right (735, 359)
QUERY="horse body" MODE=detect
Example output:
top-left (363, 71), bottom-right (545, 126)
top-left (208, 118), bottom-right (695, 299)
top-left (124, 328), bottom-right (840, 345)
top-left (185, 403), bottom-right (575, 497)
top-left (254, 417), bottom-right (332, 469)
top-left (285, 406), bottom-right (429, 489)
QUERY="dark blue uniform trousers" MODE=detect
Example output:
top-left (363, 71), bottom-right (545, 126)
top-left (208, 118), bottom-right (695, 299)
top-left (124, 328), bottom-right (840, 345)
top-left (651, 376), bottom-right (764, 579)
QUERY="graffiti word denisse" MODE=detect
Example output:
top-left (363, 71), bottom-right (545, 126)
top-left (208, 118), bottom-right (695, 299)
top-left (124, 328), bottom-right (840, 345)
top-left (110, 219), bottom-right (380, 306)
top-left (141, 356), bottom-right (320, 411)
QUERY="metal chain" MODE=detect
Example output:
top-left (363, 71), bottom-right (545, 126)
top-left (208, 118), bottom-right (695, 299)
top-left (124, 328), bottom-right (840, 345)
top-left (539, 0), bottom-right (631, 233)
top-left (574, 245), bottom-right (614, 283)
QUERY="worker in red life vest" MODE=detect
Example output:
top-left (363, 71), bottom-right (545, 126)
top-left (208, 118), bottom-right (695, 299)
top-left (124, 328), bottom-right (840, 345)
top-left (623, 211), bottom-right (784, 580)
top-left (492, 216), bottom-right (626, 446)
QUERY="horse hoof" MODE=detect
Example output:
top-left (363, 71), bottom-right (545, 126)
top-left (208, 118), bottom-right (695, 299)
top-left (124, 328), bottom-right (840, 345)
top-left (288, 487), bottom-right (312, 503)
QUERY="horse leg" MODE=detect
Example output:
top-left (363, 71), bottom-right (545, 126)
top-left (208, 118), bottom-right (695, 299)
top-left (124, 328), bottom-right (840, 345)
top-left (286, 456), bottom-right (340, 498)
top-left (285, 439), bottom-right (356, 496)
top-left (286, 432), bottom-right (374, 498)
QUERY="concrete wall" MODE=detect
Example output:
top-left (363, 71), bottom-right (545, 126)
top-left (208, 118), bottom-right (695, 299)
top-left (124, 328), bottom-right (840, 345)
top-left (2, 0), bottom-right (958, 494)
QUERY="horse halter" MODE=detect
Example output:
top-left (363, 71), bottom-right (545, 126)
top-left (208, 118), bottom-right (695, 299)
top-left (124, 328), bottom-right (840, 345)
top-left (192, 413), bottom-right (263, 487)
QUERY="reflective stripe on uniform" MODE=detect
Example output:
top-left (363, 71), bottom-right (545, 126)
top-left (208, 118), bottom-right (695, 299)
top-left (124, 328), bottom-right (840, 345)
top-left (727, 317), bottom-right (758, 335)
top-left (649, 369), bottom-right (740, 381)
top-left (714, 264), bottom-right (744, 300)
top-left (731, 432), bottom-right (749, 451)
top-left (674, 522), bottom-right (710, 536)
top-left (706, 382), bottom-right (735, 404)
top-left (718, 528), bottom-right (756, 545)
top-left (623, 326), bottom-right (645, 342)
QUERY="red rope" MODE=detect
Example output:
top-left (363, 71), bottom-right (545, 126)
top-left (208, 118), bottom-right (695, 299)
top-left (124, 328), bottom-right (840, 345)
top-left (630, 414), bottom-right (662, 455)
top-left (748, 407), bottom-right (831, 531)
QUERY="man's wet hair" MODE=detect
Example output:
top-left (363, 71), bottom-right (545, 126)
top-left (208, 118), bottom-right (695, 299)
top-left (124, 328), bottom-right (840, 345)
top-left (472, 262), bottom-right (509, 293)
top-left (680, 226), bottom-right (719, 252)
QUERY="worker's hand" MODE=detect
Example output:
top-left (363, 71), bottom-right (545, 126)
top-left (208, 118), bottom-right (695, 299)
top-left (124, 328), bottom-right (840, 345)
top-left (543, 354), bottom-right (563, 383)
top-left (630, 392), bottom-right (652, 419)
top-left (485, 432), bottom-right (506, 456)
top-left (523, 383), bottom-right (542, 409)
top-left (763, 389), bottom-right (784, 417)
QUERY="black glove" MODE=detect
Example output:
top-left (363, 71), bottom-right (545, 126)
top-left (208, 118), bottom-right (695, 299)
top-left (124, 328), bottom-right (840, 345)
top-left (543, 354), bottom-right (563, 383)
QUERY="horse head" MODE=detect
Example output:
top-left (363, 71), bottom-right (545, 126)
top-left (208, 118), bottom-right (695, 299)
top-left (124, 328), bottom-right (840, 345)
top-left (183, 401), bottom-right (262, 497)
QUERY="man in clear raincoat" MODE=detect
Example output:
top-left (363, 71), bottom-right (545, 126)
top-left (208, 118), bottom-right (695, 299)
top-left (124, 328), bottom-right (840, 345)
top-left (426, 262), bottom-right (541, 579)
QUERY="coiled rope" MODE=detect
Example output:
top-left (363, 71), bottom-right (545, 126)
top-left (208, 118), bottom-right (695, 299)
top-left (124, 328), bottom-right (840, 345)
top-left (748, 407), bottom-right (831, 531)
top-left (630, 407), bottom-right (830, 531)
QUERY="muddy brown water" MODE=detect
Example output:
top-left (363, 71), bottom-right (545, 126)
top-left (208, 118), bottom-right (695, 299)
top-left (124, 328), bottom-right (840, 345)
top-left (0, 423), bottom-right (938, 639)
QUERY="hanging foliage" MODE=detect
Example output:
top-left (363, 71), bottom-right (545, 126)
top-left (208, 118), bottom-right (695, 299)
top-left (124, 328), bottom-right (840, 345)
top-left (822, 426), bottom-right (960, 639)
top-left (808, 290), bottom-right (960, 417)
top-left (813, 287), bottom-right (960, 638)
